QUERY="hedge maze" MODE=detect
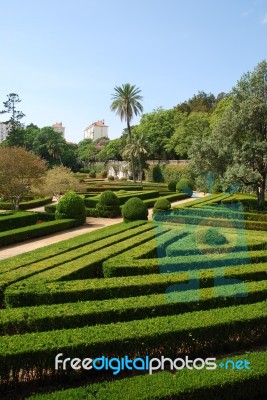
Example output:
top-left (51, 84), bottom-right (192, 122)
top-left (0, 197), bottom-right (266, 399)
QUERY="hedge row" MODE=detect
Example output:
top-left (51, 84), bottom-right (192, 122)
top-left (173, 205), bottom-right (267, 222)
top-left (165, 230), bottom-right (267, 257)
top-left (28, 351), bottom-right (267, 400)
top-left (19, 226), bottom-right (157, 284)
top-left (143, 193), bottom-right (189, 208)
top-left (0, 219), bottom-right (78, 248)
top-left (86, 185), bottom-right (143, 192)
top-left (0, 196), bottom-right (53, 210)
top-left (85, 191), bottom-right (160, 208)
top-left (5, 262), bottom-right (267, 307)
top-left (0, 212), bottom-right (38, 232)
top-left (0, 223), bottom-right (153, 297)
top-left (0, 221), bottom-right (147, 275)
top-left (102, 246), bottom-right (267, 278)
top-left (1, 280), bottom-right (266, 335)
top-left (155, 211), bottom-right (267, 231)
top-left (0, 301), bottom-right (266, 383)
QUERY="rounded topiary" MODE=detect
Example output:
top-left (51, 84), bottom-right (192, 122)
top-left (88, 171), bottom-right (96, 178)
top-left (96, 190), bottom-right (120, 218)
top-left (100, 170), bottom-right (107, 178)
top-left (122, 197), bottom-right (148, 222)
top-left (176, 178), bottom-right (194, 196)
top-left (108, 175), bottom-right (115, 181)
top-left (55, 191), bottom-right (86, 225)
top-left (197, 228), bottom-right (228, 246)
top-left (153, 198), bottom-right (171, 214)
top-left (168, 181), bottom-right (177, 192)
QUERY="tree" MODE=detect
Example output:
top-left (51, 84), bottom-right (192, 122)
top-left (110, 83), bottom-right (143, 181)
top-left (0, 147), bottom-right (46, 210)
top-left (1, 93), bottom-right (25, 146)
top-left (190, 60), bottom-right (267, 209)
top-left (76, 139), bottom-right (98, 169)
top-left (122, 129), bottom-right (149, 182)
top-left (33, 165), bottom-right (82, 200)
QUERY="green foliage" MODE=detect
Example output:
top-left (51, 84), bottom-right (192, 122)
top-left (88, 171), bottom-right (96, 178)
top-left (153, 198), bottom-right (171, 214)
top-left (0, 196), bottom-right (52, 210)
top-left (96, 190), bottom-right (121, 218)
top-left (176, 178), bottom-right (193, 196)
top-left (55, 192), bottom-right (86, 224)
top-left (0, 212), bottom-right (38, 232)
top-left (196, 228), bottom-right (228, 246)
top-left (122, 197), bottom-right (148, 222)
top-left (0, 219), bottom-right (77, 247)
top-left (108, 175), bottom-right (115, 181)
top-left (100, 170), bottom-right (107, 178)
top-left (167, 181), bottom-right (177, 191)
top-left (152, 164), bottom-right (164, 182)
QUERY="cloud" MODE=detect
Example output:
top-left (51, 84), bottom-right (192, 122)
top-left (261, 13), bottom-right (267, 24)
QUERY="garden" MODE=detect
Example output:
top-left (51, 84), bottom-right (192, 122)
top-left (0, 192), bottom-right (266, 399)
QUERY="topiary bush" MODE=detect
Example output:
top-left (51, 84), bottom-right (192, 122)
top-left (55, 191), bottom-right (86, 225)
top-left (176, 178), bottom-right (194, 196)
top-left (100, 170), bottom-right (108, 178)
top-left (122, 197), bottom-right (148, 222)
top-left (168, 181), bottom-right (177, 192)
top-left (196, 228), bottom-right (228, 246)
top-left (96, 190), bottom-right (120, 218)
top-left (88, 171), bottom-right (96, 178)
top-left (153, 198), bottom-right (171, 215)
top-left (108, 175), bottom-right (115, 181)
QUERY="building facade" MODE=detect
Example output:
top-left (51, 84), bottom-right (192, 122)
top-left (84, 120), bottom-right (108, 141)
top-left (0, 122), bottom-right (11, 142)
top-left (52, 122), bottom-right (65, 137)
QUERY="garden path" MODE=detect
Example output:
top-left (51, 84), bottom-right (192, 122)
top-left (0, 192), bottom-right (206, 260)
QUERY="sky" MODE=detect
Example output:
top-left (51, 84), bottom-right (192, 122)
top-left (0, 0), bottom-right (266, 143)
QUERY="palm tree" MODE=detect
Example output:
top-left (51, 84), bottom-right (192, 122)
top-left (110, 83), bottom-right (143, 182)
top-left (122, 132), bottom-right (148, 183)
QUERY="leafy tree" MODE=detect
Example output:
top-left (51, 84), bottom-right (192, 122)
top-left (122, 129), bottom-right (149, 182)
top-left (33, 165), bottom-right (82, 200)
top-left (110, 83), bottom-right (143, 181)
top-left (77, 139), bottom-right (98, 169)
top-left (1, 93), bottom-right (25, 146)
top-left (0, 147), bottom-right (46, 210)
top-left (97, 138), bottom-right (123, 162)
top-left (190, 60), bottom-right (267, 209)
top-left (137, 108), bottom-right (175, 159)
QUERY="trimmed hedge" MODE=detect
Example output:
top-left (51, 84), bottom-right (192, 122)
top-left (1, 280), bottom-right (266, 335)
top-left (0, 212), bottom-right (38, 232)
top-left (5, 262), bottom-right (267, 307)
top-left (28, 351), bottom-right (267, 400)
top-left (0, 224), bottom-right (154, 300)
top-left (0, 219), bottom-right (78, 247)
top-left (0, 301), bottom-right (266, 384)
top-left (122, 197), bottom-right (148, 222)
top-left (55, 192), bottom-right (86, 224)
top-left (96, 190), bottom-right (121, 218)
top-left (0, 196), bottom-right (53, 210)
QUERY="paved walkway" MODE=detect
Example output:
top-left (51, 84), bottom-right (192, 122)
top-left (0, 192), bottom-right (206, 260)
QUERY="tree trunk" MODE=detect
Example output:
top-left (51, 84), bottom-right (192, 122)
top-left (127, 121), bottom-right (136, 182)
top-left (257, 177), bottom-right (266, 210)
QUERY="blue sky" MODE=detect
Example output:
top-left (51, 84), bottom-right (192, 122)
top-left (0, 0), bottom-right (266, 143)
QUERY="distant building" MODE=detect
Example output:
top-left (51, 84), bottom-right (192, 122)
top-left (0, 122), bottom-right (11, 142)
top-left (52, 122), bottom-right (65, 137)
top-left (84, 120), bottom-right (108, 141)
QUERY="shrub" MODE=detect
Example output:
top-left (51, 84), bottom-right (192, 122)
top-left (197, 228), bottom-right (228, 246)
top-left (88, 171), bottom-right (96, 178)
top-left (55, 192), bottom-right (86, 224)
top-left (119, 177), bottom-right (127, 181)
top-left (122, 197), bottom-right (148, 222)
top-left (153, 198), bottom-right (171, 215)
top-left (152, 165), bottom-right (164, 182)
top-left (108, 175), bottom-right (115, 181)
top-left (168, 181), bottom-right (177, 192)
top-left (100, 170), bottom-right (107, 178)
top-left (176, 178), bottom-right (194, 196)
top-left (96, 190), bottom-right (120, 218)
